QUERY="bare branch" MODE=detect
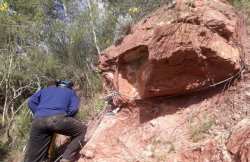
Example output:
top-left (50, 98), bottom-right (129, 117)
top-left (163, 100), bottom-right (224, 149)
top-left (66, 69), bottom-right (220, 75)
top-left (0, 73), bottom-right (5, 87)
top-left (4, 99), bottom-right (28, 143)
top-left (2, 52), bottom-right (14, 126)
top-left (33, 74), bottom-right (42, 90)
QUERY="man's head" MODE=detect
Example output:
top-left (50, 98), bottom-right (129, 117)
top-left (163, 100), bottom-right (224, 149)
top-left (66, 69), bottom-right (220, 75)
top-left (57, 80), bottom-right (74, 89)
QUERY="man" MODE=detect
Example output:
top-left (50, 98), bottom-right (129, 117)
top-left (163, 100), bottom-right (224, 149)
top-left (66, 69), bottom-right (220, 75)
top-left (24, 80), bottom-right (86, 162)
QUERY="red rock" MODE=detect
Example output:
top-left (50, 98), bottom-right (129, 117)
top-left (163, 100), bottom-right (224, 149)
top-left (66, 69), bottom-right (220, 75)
top-left (227, 119), bottom-right (250, 162)
top-left (98, 0), bottom-right (243, 103)
top-left (83, 0), bottom-right (248, 161)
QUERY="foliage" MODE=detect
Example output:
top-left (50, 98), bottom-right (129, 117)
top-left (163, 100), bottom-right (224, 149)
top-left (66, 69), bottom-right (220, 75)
top-left (98, 0), bottom-right (172, 46)
top-left (0, 2), bottom-right (9, 12)
top-left (146, 136), bottom-right (176, 161)
top-left (229, 0), bottom-right (250, 14)
top-left (0, 0), bottom-right (193, 160)
top-left (189, 116), bottom-right (215, 142)
top-left (103, 0), bottom-right (172, 21)
top-left (114, 14), bottom-right (133, 43)
top-left (1, 108), bottom-right (32, 158)
top-left (76, 93), bottom-right (105, 120)
top-left (0, 144), bottom-right (9, 162)
top-left (0, 0), bottom-right (81, 151)
top-left (47, 19), bottom-right (102, 97)
top-left (15, 108), bottom-right (32, 141)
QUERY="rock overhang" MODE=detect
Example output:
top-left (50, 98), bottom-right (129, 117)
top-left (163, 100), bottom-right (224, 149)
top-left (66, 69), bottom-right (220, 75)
top-left (98, 0), bottom-right (244, 103)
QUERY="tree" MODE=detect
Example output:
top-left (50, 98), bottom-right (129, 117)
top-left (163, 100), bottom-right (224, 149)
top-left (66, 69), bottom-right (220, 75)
top-left (0, 0), bottom-right (172, 156)
top-left (0, 0), bottom-right (75, 144)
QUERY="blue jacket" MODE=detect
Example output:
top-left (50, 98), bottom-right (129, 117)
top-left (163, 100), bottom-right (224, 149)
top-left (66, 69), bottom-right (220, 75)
top-left (28, 86), bottom-right (79, 118)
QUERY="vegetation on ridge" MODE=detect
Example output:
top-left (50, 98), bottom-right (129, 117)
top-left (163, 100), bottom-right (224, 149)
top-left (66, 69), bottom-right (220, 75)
top-left (0, 0), bottom-right (170, 160)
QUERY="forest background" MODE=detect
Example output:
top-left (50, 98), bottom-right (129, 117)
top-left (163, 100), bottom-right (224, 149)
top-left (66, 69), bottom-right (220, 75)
top-left (0, 0), bottom-right (249, 161)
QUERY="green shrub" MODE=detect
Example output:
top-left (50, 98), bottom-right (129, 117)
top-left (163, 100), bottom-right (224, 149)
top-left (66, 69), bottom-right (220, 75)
top-left (189, 116), bottom-right (215, 142)
top-left (76, 93), bottom-right (105, 120)
top-left (229, 0), bottom-right (250, 14)
top-left (15, 108), bottom-right (32, 141)
top-left (0, 144), bottom-right (9, 162)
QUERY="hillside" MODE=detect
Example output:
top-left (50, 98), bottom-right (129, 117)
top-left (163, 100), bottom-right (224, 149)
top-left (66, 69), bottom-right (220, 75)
top-left (78, 0), bottom-right (250, 162)
top-left (4, 0), bottom-right (249, 161)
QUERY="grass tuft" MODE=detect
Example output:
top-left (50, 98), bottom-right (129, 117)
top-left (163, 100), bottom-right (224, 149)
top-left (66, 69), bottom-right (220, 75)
top-left (189, 116), bottom-right (215, 142)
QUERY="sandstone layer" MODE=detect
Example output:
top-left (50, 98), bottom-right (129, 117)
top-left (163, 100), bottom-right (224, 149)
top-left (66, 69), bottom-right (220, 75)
top-left (98, 0), bottom-right (244, 102)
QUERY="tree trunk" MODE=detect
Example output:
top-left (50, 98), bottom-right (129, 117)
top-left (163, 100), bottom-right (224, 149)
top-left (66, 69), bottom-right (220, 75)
top-left (2, 53), bottom-right (14, 126)
top-left (86, 0), bottom-right (101, 55)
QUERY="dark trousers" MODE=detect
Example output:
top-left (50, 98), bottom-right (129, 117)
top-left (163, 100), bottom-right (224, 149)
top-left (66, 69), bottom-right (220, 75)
top-left (24, 115), bottom-right (86, 162)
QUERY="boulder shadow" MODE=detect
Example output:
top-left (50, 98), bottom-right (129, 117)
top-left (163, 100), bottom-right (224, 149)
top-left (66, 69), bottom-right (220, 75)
top-left (138, 82), bottom-right (230, 123)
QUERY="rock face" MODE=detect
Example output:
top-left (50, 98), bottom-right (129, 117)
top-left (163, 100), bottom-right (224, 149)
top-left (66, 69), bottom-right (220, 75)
top-left (227, 119), bottom-right (250, 162)
top-left (83, 0), bottom-right (248, 162)
top-left (98, 0), bottom-right (243, 101)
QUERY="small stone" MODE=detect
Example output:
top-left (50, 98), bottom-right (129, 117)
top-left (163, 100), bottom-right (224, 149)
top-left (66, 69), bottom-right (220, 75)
top-left (84, 150), bottom-right (95, 158)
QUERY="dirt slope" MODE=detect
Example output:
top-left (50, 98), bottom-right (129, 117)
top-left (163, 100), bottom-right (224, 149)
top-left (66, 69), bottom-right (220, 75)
top-left (79, 80), bottom-right (249, 161)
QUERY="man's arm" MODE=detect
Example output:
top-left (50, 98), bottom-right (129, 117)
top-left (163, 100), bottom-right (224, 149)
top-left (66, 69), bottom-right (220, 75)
top-left (27, 90), bottom-right (42, 114)
top-left (67, 91), bottom-right (79, 117)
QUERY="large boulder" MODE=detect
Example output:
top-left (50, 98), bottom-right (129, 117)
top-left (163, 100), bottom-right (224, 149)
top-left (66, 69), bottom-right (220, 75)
top-left (98, 0), bottom-right (244, 102)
